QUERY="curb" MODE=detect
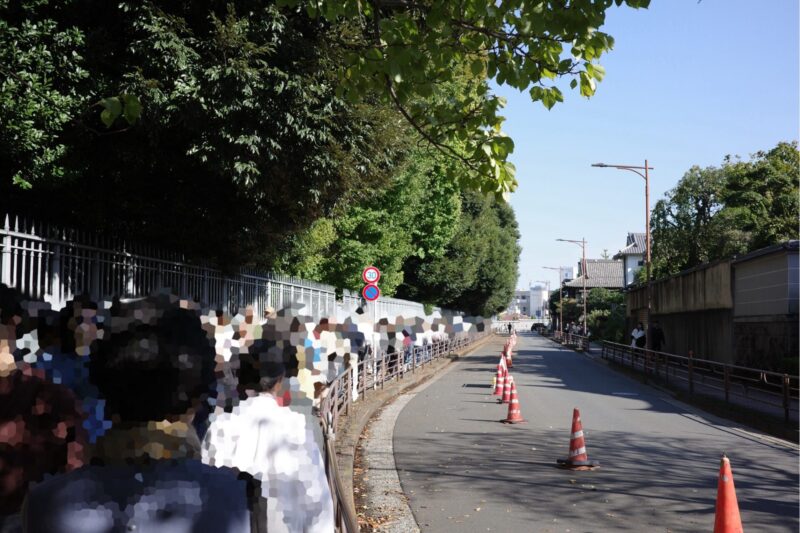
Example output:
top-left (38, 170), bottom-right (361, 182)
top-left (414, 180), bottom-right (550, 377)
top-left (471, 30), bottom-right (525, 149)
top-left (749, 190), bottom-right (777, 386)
top-left (334, 333), bottom-right (497, 530)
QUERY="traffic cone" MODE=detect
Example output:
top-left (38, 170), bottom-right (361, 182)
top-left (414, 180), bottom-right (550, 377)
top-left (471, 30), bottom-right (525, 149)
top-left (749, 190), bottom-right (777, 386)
top-left (557, 408), bottom-right (599, 470)
top-left (493, 360), bottom-right (506, 396)
top-left (500, 375), bottom-right (525, 424)
top-left (714, 454), bottom-right (743, 533)
top-left (504, 345), bottom-right (513, 368)
top-left (500, 372), bottom-right (512, 404)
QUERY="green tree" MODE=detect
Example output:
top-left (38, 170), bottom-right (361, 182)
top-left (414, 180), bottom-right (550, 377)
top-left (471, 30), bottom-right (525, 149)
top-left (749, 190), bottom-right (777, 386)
top-left (278, 0), bottom-right (651, 196)
top-left (650, 166), bottom-right (726, 277)
top-left (276, 145), bottom-right (463, 295)
top-left (651, 142), bottom-right (799, 278)
top-left (718, 141), bottom-right (800, 251)
top-left (548, 289), bottom-right (581, 327)
top-left (587, 287), bottom-right (623, 312)
top-left (397, 191), bottom-right (520, 315)
top-left (585, 287), bottom-right (625, 341)
top-left (1, 2), bottom-right (406, 268)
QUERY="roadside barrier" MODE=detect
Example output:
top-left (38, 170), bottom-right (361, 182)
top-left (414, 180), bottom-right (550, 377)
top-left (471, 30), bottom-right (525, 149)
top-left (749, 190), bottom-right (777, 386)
top-left (501, 371), bottom-right (512, 404)
top-left (493, 358), bottom-right (506, 396)
top-left (500, 376), bottom-right (526, 424)
top-left (714, 454), bottom-right (743, 533)
top-left (319, 330), bottom-right (488, 532)
top-left (556, 408), bottom-right (599, 470)
top-left (601, 341), bottom-right (799, 423)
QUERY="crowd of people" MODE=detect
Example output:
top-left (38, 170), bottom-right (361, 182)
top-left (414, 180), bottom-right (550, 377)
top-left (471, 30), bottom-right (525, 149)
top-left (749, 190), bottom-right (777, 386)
top-left (0, 284), bottom-right (484, 532)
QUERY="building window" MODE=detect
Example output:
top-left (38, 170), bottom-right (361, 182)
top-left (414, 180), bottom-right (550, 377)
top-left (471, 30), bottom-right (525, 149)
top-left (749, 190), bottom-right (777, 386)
top-left (637, 260), bottom-right (644, 266)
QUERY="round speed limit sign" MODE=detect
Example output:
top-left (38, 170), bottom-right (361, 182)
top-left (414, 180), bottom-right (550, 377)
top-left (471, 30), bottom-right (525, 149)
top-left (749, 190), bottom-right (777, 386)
top-left (362, 266), bottom-right (381, 284)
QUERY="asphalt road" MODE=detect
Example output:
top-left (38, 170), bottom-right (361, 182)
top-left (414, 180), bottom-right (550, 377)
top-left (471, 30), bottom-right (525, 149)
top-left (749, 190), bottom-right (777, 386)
top-left (393, 332), bottom-right (799, 533)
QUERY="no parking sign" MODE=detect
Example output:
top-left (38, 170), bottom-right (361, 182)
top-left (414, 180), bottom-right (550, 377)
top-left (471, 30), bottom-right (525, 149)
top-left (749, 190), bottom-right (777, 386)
top-left (362, 283), bottom-right (380, 301)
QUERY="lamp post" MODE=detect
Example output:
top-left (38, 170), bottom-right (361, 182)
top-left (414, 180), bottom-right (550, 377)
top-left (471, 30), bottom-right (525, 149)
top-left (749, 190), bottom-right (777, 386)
top-left (556, 238), bottom-right (588, 336)
top-left (543, 266), bottom-right (567, 337)
top-left (534, 280), bottom-right (551, 323)
top-left (591, 161), bottom-right (654, 349)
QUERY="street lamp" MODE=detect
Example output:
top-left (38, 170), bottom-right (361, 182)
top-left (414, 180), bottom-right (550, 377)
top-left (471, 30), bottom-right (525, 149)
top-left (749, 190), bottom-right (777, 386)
top-left (543, 266), bottom-right (567, 337)
top-left (591, 161), bottom-right (654, 349)
top-left (556, 238), bottom-right (588, 336)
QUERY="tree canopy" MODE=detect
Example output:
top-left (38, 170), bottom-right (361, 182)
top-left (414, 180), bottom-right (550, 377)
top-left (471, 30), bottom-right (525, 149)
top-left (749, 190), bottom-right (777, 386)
top-left (1, 1), bottom-right (406, 267)
top-left (651, 141), bottom-right (799, 278)
top-left (277, 0), bottom-right (651, 196)
top-left (0, 0), bottom-right (651, 313)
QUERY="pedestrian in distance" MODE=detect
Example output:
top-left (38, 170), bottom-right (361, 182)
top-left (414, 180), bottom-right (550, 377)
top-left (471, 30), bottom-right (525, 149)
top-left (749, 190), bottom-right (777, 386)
top-left (631, 322), bottom-right (646, 348)
top-left (507, 323), bottom-right (512, 335)
top-left (650, 321), bottom-right (666, 352)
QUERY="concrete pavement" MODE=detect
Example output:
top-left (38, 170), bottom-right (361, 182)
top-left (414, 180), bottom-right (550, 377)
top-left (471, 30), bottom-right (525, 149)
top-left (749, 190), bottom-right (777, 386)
top-left (391, 332), bottom-right (798, 532)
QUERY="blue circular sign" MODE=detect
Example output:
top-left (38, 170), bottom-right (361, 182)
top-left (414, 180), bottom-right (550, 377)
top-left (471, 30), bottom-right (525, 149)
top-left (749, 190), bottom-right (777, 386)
top-left (362, 284), bottom-right (380, 301)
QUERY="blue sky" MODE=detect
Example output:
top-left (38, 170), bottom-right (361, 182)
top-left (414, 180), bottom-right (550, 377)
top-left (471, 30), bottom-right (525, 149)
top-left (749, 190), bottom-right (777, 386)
top-left (496, 0), bottom-right (800, 290)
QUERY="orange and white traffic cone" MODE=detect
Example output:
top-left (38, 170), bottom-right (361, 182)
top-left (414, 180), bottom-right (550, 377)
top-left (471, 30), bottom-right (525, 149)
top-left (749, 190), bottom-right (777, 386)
top-left (557, 408), bottom-right (599, 470)
top-left (500, 375), bottom-right (525, 424)
top-left (493, 360), bottom-right (506, 396)
top-left (504, 344), bottom-right (513, 368)
top-left (714, 454), bottom-right (743, 533)
top-left (500, 372), bottom-right (512, 404)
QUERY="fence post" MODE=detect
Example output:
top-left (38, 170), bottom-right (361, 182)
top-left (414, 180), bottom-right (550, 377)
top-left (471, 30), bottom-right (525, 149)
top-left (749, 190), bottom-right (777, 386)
top-left (49, 243), bottom-right (62, 308)
top-left (724, 365), bottom-right (730, 404)
top-left (654, 351), bottom-right (660, 379)
top-left (381, 350), bottom-right (386, 390)
top-left (86, 239), bottom-right (99, 300)
top-left (345, 368), bottom-right (351, 417)
top-left (783, 374), bottom-right (790, 423)
top-left (1, 215), bottom-right (11, 287)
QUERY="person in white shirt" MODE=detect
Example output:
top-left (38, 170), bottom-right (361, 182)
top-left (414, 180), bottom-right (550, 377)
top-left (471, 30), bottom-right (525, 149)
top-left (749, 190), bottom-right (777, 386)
top-left (630, 323), bottom-right (646, 348)
top-left (201, 342), bottom-right (334, 533)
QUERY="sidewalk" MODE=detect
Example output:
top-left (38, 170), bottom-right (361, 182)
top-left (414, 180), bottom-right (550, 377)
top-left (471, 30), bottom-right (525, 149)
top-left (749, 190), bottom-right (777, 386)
top-left (333, 333), bottom-right (496, 527)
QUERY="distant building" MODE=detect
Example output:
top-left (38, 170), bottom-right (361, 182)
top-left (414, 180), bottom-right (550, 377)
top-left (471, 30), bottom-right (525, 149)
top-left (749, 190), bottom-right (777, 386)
top-left (507, 285), bottom-right (550, 318)
top-left (614, 232), bottom-right (646, 286)
top-left (563, 259), bottom-right (624, 298)
top-left (509, 289), bottom-right (531, 316)
top-left (530, 285), bottom-right (549, 319)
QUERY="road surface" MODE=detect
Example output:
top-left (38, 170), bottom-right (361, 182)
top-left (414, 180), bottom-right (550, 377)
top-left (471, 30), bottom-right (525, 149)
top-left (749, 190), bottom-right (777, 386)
top-left (392, 332), bottom-right (799, 532)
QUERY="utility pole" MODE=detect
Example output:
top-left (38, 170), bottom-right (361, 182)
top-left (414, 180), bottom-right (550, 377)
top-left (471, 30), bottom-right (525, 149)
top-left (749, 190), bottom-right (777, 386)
top-left (556, 238), bottom-right (588, 336)
top-left (543, 266), bottom-right (567, 337)
top-left (592, 161), bottom-right (654, 349)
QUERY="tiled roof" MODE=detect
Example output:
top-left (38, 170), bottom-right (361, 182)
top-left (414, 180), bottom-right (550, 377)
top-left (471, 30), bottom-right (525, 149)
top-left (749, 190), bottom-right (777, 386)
top-left (564, 259), bottom-right (624, 289)
top-left (613, 232), bottom-right (647, 259)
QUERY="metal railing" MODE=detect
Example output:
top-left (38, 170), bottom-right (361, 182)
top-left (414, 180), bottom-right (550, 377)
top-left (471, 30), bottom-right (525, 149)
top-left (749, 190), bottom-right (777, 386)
top-left (0, 214), bottom-right (431, 320)
top-left (319, 331), bottom-right (488, 532)
top-left (551, 330), bottom-right (590, 352)
top-left (600, 341), bottom-right (799, 422)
